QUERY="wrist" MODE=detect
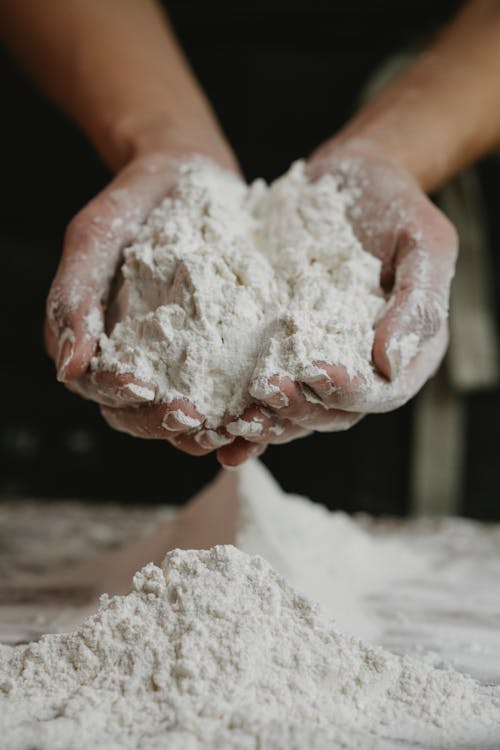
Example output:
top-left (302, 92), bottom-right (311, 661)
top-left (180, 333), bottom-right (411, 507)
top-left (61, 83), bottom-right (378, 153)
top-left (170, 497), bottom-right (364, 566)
top-left (96, 109), bottom-right (239, 175)
top-left (327, 122), bottom-right (439, 192)
top-left (309, 133), bottom-right (418, 185)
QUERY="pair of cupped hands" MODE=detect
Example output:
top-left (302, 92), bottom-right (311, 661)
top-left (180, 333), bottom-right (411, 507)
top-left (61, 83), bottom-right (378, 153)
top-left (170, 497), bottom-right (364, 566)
top-left (45, 137), bottom-right (457, 468)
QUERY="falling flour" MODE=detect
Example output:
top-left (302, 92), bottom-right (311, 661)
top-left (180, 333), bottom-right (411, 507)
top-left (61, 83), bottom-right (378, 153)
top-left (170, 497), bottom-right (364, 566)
top-left (234, 460), bottom-right (426, 641)
top-left (94, 159), bottom-right (386, 427)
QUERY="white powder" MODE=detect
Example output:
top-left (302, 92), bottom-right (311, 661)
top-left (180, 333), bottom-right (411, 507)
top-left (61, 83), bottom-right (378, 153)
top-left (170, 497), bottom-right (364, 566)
top-left (234, 460), bottom-right (427, 641)
top-left (2, 462), bottom-right (500, 748)
top-left (94, 160), bottom-right (385, 427)
top-left (2, 544), bottom-right (499, 750)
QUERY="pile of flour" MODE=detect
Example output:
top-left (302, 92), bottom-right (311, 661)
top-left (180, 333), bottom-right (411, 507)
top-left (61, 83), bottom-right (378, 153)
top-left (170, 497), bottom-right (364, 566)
top-left (178, 459), bottom-right (428, 642)
top-left (1, 544), bottom-right (499, 750)
top-left (94, 159), bottom-right (385, 427)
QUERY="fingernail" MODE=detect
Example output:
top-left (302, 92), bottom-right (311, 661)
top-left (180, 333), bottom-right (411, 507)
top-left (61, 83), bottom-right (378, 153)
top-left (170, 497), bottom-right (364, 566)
top-left (56, 329), bottom-right (75, 382)
top-left (226, 419), bottom-right (264, 437)
top-left (266, 391), bottom-right (289, 409)
top-left (195, 430), bottom-right (233, 450)
top-left (121, 383), bottom-right (155, 402)
top-left (219, 441), bottom-right (266, 471)
top-left (162, 410), bottom-right (202, 432)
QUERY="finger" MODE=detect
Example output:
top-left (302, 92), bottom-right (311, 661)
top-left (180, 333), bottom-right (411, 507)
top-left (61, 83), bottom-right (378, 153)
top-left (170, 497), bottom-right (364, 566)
top-left (70, 369), bottom-right (165, 409)
top-left (304, 362), bottom-right (372, 412)
top-left (373, 208), bottom-right (458, 380)
top-left (376, 324), bottom-right (449, 412)
top-left (257, 375), bottom-right (314, 417)
top-left (172, 429), bottom-right (233, 454)
top-left (46, 154), bottom-right (180, 382)
top-left (303, 362), bottom-right (357, 405)
top-left (224, 405), bottom-right (287, 443)
top-left (257, 374), bottom-right (361, 431)
top-left (263, 422), bottom-right (313, 444)
top-left (99, 398), bottom-right (204, 439)
top-left (100, 404), bottom-right (167, 440)
top-left (59, 370), bottom-right (144, 407)
top-left (92, 371), bottom-right (156, 405)
top-left (217, 438), bottom-right (267, 469)
top-left (225, 412), bottom-right (312, 445)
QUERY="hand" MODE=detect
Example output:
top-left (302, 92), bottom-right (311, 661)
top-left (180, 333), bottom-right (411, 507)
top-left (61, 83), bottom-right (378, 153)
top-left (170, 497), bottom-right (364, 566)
top-left (45, 148), bottom-right (236, 457)
top-left (45, 146), bottom-right (290, 465)
top-left (245, 140), bottom-right (458, 436)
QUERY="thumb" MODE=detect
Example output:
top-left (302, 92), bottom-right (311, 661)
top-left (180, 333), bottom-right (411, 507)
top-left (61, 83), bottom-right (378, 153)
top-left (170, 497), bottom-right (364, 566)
top-left (373, 207), bottom-right (458, 380)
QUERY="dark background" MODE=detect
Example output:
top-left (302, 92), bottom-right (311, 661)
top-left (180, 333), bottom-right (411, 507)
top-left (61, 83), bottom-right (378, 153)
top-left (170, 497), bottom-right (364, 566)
top-left (1, 1), bottom-right (499, 517)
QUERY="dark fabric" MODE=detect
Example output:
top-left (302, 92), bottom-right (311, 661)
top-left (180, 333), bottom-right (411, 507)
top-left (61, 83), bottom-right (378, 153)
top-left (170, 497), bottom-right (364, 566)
top-left (1, 2), bottom-right (499, 518)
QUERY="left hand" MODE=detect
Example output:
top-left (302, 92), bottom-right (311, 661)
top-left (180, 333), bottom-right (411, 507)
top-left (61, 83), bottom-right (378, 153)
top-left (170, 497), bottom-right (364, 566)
top-left (217, 140), bottom-right (458, 464)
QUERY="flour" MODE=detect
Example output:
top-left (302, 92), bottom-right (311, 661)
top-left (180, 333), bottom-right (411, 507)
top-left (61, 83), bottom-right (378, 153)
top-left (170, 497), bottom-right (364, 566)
top-left (2, 462), bottom-right (500, 748)
top-left (234, 460), bottom-right (427, 641)
top-left (1, 544), bottom-right (499, 750)
top-left (94, 160), bottom-right (385, 427)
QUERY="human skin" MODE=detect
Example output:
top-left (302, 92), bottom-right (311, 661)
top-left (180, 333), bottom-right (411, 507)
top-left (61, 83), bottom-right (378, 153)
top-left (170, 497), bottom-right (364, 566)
top-left (1, 0), bottom-right (500, 466)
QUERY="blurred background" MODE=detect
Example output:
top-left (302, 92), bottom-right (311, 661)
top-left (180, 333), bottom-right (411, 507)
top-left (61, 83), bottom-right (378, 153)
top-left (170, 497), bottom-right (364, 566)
top-left (1, 0), bottom-right (499, 517)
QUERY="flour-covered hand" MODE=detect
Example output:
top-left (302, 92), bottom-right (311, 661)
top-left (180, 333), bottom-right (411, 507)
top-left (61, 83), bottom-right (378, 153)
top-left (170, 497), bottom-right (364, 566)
top-left (44, 152), bottom-right (230, 454)
top-left (256, 141), bottom-right (458, 428)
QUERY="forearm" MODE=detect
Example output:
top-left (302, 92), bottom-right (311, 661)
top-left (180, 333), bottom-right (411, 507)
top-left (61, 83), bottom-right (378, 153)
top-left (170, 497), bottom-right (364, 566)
top-left (319, 0), bottom-right (500, 192)
top-left (0, 0), bottom-right (235, 171)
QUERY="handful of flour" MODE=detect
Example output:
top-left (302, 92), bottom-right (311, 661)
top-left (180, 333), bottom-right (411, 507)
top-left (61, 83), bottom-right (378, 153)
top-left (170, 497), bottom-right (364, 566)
top-left (93, 160), bottom-right (386, 428)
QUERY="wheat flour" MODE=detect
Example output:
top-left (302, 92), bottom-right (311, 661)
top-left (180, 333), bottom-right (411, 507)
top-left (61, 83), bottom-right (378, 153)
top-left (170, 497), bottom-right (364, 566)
top-left (94, 159), bottom-right (385, 427)
top-left (1, 544), bottom-right (499, 750)
top-left (234, 460), bottom-right (426, 640)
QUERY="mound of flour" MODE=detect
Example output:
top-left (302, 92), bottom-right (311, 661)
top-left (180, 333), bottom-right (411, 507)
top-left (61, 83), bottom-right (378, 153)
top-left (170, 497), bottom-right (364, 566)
top-left (1, 544), bottom-right (499, 750)
top-left (94, 160), bottom-right (385, 427)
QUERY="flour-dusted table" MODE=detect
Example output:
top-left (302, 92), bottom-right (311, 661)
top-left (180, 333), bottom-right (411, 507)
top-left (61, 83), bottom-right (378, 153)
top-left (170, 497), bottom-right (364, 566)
top-left (1, 497), bottom-right (499, 689)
